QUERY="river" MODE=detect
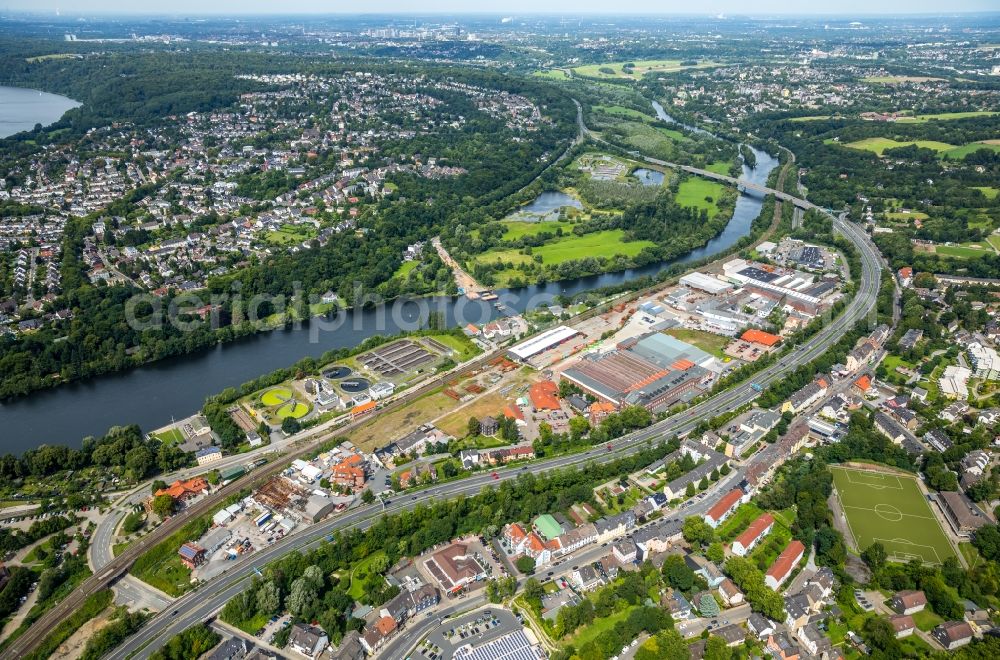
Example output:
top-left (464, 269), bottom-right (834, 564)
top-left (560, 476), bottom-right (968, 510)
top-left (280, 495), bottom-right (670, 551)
top-left (0, 86), bottom-right (80, 138)
top-left (0, 123), bottom-right (776, 454)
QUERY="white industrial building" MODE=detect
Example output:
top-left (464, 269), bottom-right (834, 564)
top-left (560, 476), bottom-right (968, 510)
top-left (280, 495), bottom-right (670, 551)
top-left (680, 272), bottom-right (735, 295)
top-left (508, 325), bottom-right (579, 361)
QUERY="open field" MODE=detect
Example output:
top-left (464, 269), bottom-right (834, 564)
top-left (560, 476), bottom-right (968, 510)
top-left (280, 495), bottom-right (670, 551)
top-left (895, 111), bottom-right (999, 122)
top-left (392, 260), bottom-right (419, 279)
top-left (974, 186), bottom-right (1000, 200)
top-left (789, 115), bottom-right (834, 122)
top-left (568, 605), bottom-right (638, 647)
top-left (573, 59), bottom-right (718, 80)
top-left (26, 53), bottom-right (80, 63)
top-left (423, 332), bottom-right (480, 362)
top-left (705, 161), bottom-right (732, 175)
top-left (675, 177), bottom-right (726, 216)
top-left (346, 550), bottom-right (387, 601)
top-left (832, 136), bottom-right (1000, 159)
top-left (498, 219), bottom-right (568, 242)
top-left (435, 371), bottom-right (535, 438)
top-left (885, 211), bottom-right (928, 221)
top-left (862, 76), bottom-right (945, 84)
top-left (830, 465), bottom-right (956, 565)
top-left (836, 137), bottom-right (956, 155)
top-left (152, 428), bottom-right (184, 444)
top-left (593, 105), bottom-right (653, 120)
top-left (531, 69), bottom-right (571, 80)
top-left (935, 244), bottom-right (993, 259)
top-left (941, 142), bottom-right (1000, 159)
top-left (265, 223), bottom-right (317, 245)
top-left (349, 389), bottom-right (457, 452)
top-left (882, 355), bottom-right (917, 373)
top-left (664, 327), bottom-right (730, 359)
top-left (473, 230), bottom-right (655, 269)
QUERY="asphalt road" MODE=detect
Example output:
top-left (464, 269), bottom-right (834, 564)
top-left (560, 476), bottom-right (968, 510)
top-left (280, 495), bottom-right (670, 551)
top-left (7, 116), bottom-right (882, 659)
top-left (106, 189), bottom-right (881, 659)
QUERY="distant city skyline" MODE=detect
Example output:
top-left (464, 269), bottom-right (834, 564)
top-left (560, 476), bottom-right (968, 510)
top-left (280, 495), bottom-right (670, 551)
top-left (4, 1), bottom-right (1000, 17)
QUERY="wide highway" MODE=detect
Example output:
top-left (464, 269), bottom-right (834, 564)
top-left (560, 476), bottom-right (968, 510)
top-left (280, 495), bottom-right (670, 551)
top-left (104, 165), bottom-right (882, 658)
top-left (5, 108), bottom-right (882, 659)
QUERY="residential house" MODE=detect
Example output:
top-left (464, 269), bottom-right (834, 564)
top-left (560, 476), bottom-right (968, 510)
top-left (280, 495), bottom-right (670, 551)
top-left (360, 617), bottom-right (397, 655)
top-left (797, 623), bottom-right (831, 656)
top-left (715, 624), bottom-right (746, 647)
top-left (572, 565), bottom-right (603, 592)
top-left (785, 593), bottom-right (812, 631)
top-left (718, 578), bottom-right (744, 606)
top-left (924, 429), bottom-right (953, 452)
top-left (593, 511), bottom-right (636, 543)
top-left (765, 540), bottom-right (805, 590)
top-left (381, 584), bottom-right (438, 623)
top-left (327, 630), bottom-right (365, 660)
top-left (932, 621), bottom-right (974, 650)
top-left (889, 615), bottom-right (916, 638)
top-left (632, 518), bottom-right (684, 560)
top-left (783, 379), bottom-right (829, 414)
top-left (748, 613), bottom-right (774, 640)
top-left (899, 328), bottom-right (923, 351)
top-left (766, 632), bottom-right (802, 660)
top-left (938, 490), bottom-right (989, 537)
top-left (665, 590), bottom-right (692, 619)
top-left (874, 412), bottom-right (907, 445)
top-left (288, 624), bottom-right (328, 660)
top-left (612, 539), bottom-right (637, 564)
top-left (195, 446), bottom-right (223, 465)
top-left (479, 416), bottom-right (499, 437)
top-left (704, 488), bottom-right (746, 528)
top-left (891, 590), bottom-right (927, 615)
top-left (846, 342), bottom-right (877, 372)
top-left (731, 513), bottom-right (775, 556)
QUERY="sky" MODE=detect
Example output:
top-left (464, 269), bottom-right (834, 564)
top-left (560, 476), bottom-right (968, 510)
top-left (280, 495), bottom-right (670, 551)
top-left (5, 1), bottom-right (1000, 16)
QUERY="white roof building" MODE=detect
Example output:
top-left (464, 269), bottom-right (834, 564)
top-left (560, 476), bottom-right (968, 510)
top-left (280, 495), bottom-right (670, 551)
top-left (939, 365), bottom-right (972, 399)
top-left (968, 343), bottom-right (1000, 380)
top-left (679, 272), bottom-right (735, 295)
top-left (508, 325), bottom-right (579, 361)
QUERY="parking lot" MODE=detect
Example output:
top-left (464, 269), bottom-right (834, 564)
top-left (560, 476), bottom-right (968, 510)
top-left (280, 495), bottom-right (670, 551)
top-left (421, 608), bottom-right (521, 660)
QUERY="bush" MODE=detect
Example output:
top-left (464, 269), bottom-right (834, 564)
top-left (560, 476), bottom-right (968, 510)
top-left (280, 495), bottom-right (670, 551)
top-left (149, 625), bottom-right (220, 660)
top-left (122, 511), bottom-right (145, 534)
top-left (80, 608), bottom-right (149, 660)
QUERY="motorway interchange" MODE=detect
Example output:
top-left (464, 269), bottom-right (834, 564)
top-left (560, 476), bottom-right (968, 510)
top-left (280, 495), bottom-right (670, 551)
top-left (4, 151), bottom-right (884, 660)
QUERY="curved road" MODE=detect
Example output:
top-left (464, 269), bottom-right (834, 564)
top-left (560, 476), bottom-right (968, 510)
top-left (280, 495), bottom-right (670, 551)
top-left (104, 167), bottom-right (882, 657)
top-left (5, 105), bottom-right (882, 660)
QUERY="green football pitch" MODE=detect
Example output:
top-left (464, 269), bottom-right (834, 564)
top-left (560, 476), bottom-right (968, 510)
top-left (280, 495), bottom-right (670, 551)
top-left (830, 465), bottom-right (957, 565)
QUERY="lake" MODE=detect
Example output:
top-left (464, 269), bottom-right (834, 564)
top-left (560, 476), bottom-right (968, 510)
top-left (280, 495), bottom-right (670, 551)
top-left (0, 86), bottom-right (80, 138)
top-left (0, 147), bottom-right (776, 454)
top-left (633, 168), bottom-right (665, 186)
top-left (505, 190), bottom-right (583, 221)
